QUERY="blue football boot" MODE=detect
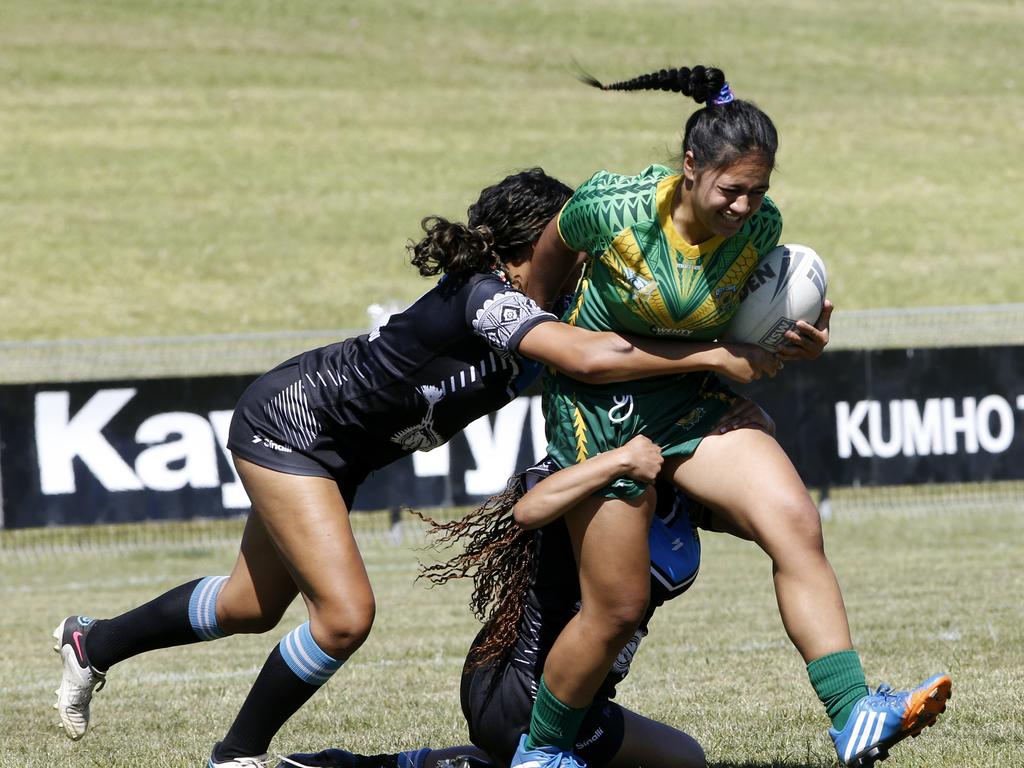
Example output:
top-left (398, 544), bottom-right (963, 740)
top-left (830, 673), bottom-right (952, 767)
top-left (509, 735), bottom-right (586, 768)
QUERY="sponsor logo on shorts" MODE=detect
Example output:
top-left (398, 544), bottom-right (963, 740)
top-left (252, 434), bottom-right (293, 453)
top-left (576, 725), bottom-right (606, 751)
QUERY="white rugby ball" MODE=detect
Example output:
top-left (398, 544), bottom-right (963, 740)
top-left (723, 244), bottom-right (827, 351)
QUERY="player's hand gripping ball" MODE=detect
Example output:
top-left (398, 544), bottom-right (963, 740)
top-left (723, 244), bottom-right (827, 352)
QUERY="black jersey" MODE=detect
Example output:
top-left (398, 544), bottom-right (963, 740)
top-left (295, 272), bottom-right (556, 471)
top-left (508, 461), bottom-right (702, 701)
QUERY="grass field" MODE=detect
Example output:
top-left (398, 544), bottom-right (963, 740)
top-left (1, 507), bottom-right (1021, 768)
top-left (2, 0), bottom-right (1023, 341)
top-left (2, 3), bottom-right (1023, 767)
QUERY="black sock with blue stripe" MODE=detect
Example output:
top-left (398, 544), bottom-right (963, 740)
top-left (215, 622), bottom-right (344, 761)
top-left (85, 575), bottom-right (228, 672)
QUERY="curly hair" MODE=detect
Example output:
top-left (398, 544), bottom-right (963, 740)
top-left (414, 474), bottom-right (537, 668)
top-left (408, 168), bottom-right (572, 281)
top-left (578, 63), bottom-right (778, 172)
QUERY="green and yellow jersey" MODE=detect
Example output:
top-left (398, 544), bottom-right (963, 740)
top-left (557, 164), bottom-right (781, 341)
top-left (544, 164), bottom-right (782, 497)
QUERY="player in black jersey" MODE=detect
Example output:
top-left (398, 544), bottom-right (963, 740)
top-left (275, 400), bottom-right (777, 768)
top-left (52, 169), bottom-right (784, 767)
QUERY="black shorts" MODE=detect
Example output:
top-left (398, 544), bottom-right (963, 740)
top-left (227, 357), bottom-right (366, 508)
top-left (460, 656), bottom-right (625, 768)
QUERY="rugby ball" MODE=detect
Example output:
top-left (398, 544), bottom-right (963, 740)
top-left (723, 244), bottom-right (827, 351)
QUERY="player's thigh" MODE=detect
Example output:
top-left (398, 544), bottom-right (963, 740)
top-left (666, 427), bottom-right (820, 557)
top-left (217, 512), bottom-right (299, 633)
top-left (609, 708), bottom-right (705, 768)
top-left (233, 457), bottom-right (375, 647)
top-left (565, 490), bottom-right (654, 619)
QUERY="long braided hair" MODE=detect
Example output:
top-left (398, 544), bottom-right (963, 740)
top-left (414, 473), bottom-right (537, 669)
top-left (578, 64), bottom-right (779, 171)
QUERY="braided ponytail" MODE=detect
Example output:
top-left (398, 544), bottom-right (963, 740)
top-left (577, 64), bottom-right (726, 106)
top-left (579, 63), bottom-right (778, 171)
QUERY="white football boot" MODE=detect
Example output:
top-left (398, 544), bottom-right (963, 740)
top-left (52, 615), bottom-right (107, 740)
top-left (207, 749), bottom-right (271, 767)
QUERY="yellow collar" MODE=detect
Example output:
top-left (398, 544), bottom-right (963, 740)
top-left (656, 174), bottom-right (725, 260)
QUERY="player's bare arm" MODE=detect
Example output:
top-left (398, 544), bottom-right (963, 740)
top-left (518, 322), bottom-right (781, 385)
top-left (520, 217), bottom-right (587, 311)
top-left (513, 436), bottom-right (663, 530)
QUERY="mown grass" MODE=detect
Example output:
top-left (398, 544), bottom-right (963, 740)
top-left (1, 507), bottom-right (1021, 767)
top-left (2, 0), bottom-right (1022, 342)
top-left (1, 4), bottom-right (1022, 767)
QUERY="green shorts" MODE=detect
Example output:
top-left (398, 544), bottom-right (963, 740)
top-left (543, 371), bottom-right (737, 499)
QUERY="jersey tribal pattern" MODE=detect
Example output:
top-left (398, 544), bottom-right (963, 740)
top-left (557, 164), bottom-right (782, 342)
top-left (472, 290), bottom-right (554, 352)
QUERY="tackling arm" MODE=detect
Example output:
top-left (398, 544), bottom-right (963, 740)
top-left (517, 322), bottom-right (782, 385)
top-left (513, 436), bottom-right (663, 529)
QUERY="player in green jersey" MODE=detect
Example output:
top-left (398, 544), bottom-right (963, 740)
top-left (512, 65), bottom-right (950, 768)
top-left (545, 160), bottom-right (785, 495)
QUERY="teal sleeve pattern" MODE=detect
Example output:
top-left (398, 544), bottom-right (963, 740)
top-left (749, 196), bottom-right (783, 255)
top-left (557, 165), bottom-right (670, 255)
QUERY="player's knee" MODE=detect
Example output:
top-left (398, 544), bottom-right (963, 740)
top-left (309, 599), bottom-right (376, 658)
top-left (758, 493), bottom-right (826, 563)
top-left (584, 590), bottom-right (649, 644)
top-left (782, 496), bottom-right (824, 548)
top-left (609, 595), bottom-right (649, 639)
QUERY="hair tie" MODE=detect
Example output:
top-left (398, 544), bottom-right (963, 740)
top-left (712, 82), bottom-right (735, 105)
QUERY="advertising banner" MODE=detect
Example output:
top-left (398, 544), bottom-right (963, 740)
top-left (0, 376), bottom-right (546, 528)
top-left (736, 345), bottom-right (1024, 489)
top-left (2, 346), bottom-right (1022, 528)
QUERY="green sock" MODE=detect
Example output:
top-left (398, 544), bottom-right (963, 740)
top-left (525, 675), bottom-right (589, 752)
top-left (807, 649), bottom-right (871, 731)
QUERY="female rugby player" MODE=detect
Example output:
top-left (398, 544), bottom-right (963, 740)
top-left (510, 65), bottom-right (950, 768)
top-left (52, 168), bottom-right (782, 767)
